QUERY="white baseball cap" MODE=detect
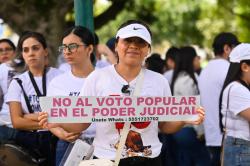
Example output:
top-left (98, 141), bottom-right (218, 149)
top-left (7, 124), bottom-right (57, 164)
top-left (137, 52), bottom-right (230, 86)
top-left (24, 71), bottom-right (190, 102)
top-left (116, 23), bottom-right (151, 45)
top-left (229, 43), bottom-right (250, 63)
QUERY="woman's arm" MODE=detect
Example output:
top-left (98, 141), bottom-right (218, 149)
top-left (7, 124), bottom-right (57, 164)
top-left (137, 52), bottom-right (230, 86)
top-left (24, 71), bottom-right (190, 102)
top-left (50, 127), bottom-right (81, 142)
top-left (38, 111), bottom-right (90, 133)
top-left (23, 112), bottom-right (39, 121)
top-left (159, 107), bottom-right (205, 134)
top-left (159, 121), bottom-right (185, 134)
top-left (239, 108), bottom-right (250, 121)
top-left (96, 44), bottom-right (117, 64)
top-left (9, 101), bottom-right (42, 130)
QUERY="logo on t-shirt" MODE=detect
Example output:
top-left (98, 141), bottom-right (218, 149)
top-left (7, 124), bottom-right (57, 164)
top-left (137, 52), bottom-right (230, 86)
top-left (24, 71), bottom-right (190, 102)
top-left (113, 130), bottom-right (152, 157)
top-left (133, 27), bottom-right (142, 30)
top-left (110, 94), bottom-right (152, 157)
top-left (28, 94), bottom-right (41, 112)
top-left (69, 91), bottom-right (80, 96)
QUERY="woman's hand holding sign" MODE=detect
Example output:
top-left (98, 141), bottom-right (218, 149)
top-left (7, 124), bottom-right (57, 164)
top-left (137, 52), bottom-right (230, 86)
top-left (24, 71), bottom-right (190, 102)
top-left (38, 111), bottom-right (50, 129)
top-left (38, 111), bottom-right (90, 133)
top-left (50, 127), bottom-right (81, 142)
top-left (38, 111), bottom-right (81, 142)
top-left (38, 111), bottom-right (60, 129)
top-left (159, 106), bottom-right (205, 134)
top-left (184, 106), bottom-right (205, 125)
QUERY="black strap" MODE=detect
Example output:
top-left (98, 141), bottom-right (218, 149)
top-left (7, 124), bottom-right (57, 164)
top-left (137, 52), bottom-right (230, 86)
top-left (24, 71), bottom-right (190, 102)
top-left (15, 78), bottom-right (34, 114)
top-left (28, 68), bottom-right (47, 97)
top-left (220, 84), bottom-right (233, 165)
top-left (223, 85), bottom-right (234, 133)
top-left (239, 79), bottom-right (250, 91)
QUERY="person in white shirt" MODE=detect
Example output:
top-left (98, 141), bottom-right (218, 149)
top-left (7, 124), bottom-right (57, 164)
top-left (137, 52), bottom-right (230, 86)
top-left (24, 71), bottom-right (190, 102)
top-left (49, 26), bottom-right (96, 166)
top-left (219, 43), bottom-right (250, 166)
top-left (0, 39), bottom-right (20, 144)
top-left (170, 46), bottom-right (210, 166)
top-left (39, 20), bottom-right (205, 166)
top-left (163, 46), bottom-right (180, 84)
top-left (198, 32), bottom-right (239, 166)
top-left (6, 31), bottom-right (62, 166)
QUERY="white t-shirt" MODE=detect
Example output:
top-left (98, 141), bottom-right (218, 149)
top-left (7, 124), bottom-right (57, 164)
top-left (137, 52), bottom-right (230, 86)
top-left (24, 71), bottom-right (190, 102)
top-left (0, 63), bottom-right (19, 126)
top-left (172, 71), bottom-right (202, 134)
top-left (59, 63), bottom-right (70, 72)
top-left (95, 59), bottom-right (111, 68)
top-left (163, 69), bottom-right (173, 84)
top-left (80, 65), bottom-right (171, 160)
top-left (173, 71), bottom-right (199, 96)
top-left (48, 70), bottom-right (95, 138)
top-left (198, 58), bottom-right (229, 146)
top-left (6, 67), bottom-right (62, 114)
top-left (221, 81), bottom-right (250, 141)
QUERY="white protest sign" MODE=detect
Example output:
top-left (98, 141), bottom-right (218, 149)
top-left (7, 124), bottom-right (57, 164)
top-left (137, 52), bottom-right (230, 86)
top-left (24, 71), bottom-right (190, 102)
top-left (40, 96), bottom-right (200, 123)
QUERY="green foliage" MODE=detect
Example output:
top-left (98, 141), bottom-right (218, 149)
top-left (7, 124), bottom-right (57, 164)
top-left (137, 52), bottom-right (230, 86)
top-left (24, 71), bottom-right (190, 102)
top-left (97, 0), bottom-right (250, 51)
top-left (1, 0), bottom-right (250, 57)
top-left (97, 0), bottom-right (204, 48)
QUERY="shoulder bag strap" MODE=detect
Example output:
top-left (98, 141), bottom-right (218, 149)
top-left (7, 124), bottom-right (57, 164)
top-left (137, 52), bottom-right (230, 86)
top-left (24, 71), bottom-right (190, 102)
top-left (114, 69), bottom-right (145, 166)
top-left (221, 84), bottom-right (233, 166)
top-left (14, 78), bottom-right (34, 113)
top-left (223, 85), bottom-right (233, 133)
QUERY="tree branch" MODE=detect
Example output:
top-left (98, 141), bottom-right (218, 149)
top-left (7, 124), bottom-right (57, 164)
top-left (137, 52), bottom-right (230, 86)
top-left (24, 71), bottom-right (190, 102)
top-left (94, 0), bottom-right (128, 29)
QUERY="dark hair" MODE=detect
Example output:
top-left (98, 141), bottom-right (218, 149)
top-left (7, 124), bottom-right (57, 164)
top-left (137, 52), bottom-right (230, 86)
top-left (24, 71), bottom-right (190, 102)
top-left (17, 31), bottom-right (47, 53)
top-left (145, 53), bottom-right (165, 74)
top-left (0, 38), bottom-right (16, 51)
top-left (170, 46), bottom-right (198, 93)
top-left (106, 37), bottom-right (116, 52)
top-left (62, 26), bottom-right (95, 64)
top-left (212, 32), bottom-right (239, 56)
top-left (165, 46), bottom-right (179, 61)
top-left (218, 60), bottom-right (250, 132)
top-left (62, 26), bottom-right (94, 46)
top-left (94, 33), bottom-right (99, 46)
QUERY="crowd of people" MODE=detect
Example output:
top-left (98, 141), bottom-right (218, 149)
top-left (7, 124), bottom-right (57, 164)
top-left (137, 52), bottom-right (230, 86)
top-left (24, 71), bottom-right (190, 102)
top-left (0, 19), bottom-right (249, 166)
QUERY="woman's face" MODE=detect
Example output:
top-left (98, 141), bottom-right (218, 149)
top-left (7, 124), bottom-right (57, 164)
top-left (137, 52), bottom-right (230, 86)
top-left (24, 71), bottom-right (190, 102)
top-left (116, 37), bottom-right (150, 67)
top-left (193, 56), bottom-right (201, 71)
top-left (22, 37), bottom-right (48, 68)
top-left (241, 62), bottom-right (250, 85)
top-left (0, 42), bottom-right (15, 63)
top-left (61, 33), bottom-right (93, 66)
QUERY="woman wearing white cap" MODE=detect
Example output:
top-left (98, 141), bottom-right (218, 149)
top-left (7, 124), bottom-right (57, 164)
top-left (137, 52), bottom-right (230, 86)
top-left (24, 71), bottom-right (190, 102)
top-left (219, 43), bottom-right (250, 166)
top-left (39, 20), bottom-right (204, 166)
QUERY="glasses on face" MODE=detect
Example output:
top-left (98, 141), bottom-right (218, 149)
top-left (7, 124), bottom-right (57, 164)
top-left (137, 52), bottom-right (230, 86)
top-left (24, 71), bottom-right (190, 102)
top-left (123, 38), bottom-right (149, 48)
top-left (58, 43), bottom-right (86, 53)
top-left (0, 47), bottom-right (14, 55)
top-left (22, 45), bottom-right (41, 53)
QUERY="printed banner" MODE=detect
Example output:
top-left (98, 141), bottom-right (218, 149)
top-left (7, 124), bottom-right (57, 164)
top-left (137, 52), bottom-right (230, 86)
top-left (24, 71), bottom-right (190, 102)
top-left (40, 96), bottom-right (200, 123)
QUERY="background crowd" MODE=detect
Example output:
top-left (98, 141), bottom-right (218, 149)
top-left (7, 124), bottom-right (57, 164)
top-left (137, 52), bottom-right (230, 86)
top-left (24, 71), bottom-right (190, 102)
top-left (0, 18), bottom-right (249, 166)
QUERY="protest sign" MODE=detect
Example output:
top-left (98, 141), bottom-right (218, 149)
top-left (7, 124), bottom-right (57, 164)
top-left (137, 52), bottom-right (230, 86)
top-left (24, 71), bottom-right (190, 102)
top-left (40, 96), bottom-right (200, 123)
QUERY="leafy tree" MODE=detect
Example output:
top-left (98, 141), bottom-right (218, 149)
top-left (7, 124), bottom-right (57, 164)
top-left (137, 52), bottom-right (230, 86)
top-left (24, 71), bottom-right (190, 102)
top-left (0, 0), bottom-right (250, 64)
top-left (0, 0), bottom-right (129, 64)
